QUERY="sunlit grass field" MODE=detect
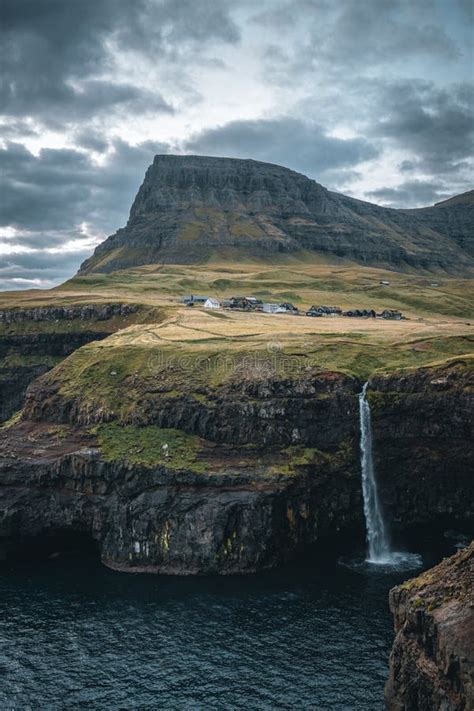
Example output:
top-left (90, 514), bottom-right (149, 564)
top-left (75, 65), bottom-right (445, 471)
top-left (1, 257), bottom-right (473, 317)
top-left (1, 257), bottom-right (473, 380)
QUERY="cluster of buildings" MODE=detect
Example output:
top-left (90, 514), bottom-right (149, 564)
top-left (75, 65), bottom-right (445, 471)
top-left (181, 296), bottom-right (404, 320)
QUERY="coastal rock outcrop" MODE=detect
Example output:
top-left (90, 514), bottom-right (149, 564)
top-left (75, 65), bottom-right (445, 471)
top-left (0, 302), bottom-right (159, 422)
top-left (79, 155), bottom-right (474, 274)
top-left (23, 369), bottom-right (361, 447)
top-left (0, 420), bottom-right (362, 574)
top-left (385, 542), bottom-right (474, 710)
top-left (0, 304), bottom-right (151, 423)
top-left (0, 332), bottom-right (110, 422)
top-left (0, 361), bottom-right (472, 574)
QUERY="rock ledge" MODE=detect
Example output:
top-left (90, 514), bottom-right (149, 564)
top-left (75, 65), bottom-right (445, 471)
top-left (385, 542), bottom-right (474, 710)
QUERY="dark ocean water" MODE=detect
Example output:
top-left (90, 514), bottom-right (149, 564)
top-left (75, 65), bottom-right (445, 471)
top-left (0, 538), bottom-right (459, 710)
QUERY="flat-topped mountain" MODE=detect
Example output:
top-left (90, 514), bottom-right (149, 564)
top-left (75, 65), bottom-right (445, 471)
top-left (79, 155), bottom-right (473, 274)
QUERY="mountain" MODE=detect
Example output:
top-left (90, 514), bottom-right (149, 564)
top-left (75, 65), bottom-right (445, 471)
top-left (79, 155), bottom-right (473, 274)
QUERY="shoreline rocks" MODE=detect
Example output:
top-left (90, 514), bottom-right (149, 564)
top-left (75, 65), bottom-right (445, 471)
top-left (385, 542), bottom-right (474, 710)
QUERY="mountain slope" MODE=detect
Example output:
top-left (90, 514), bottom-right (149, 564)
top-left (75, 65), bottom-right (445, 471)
top-left (79, 155), bottom-right (473, 274)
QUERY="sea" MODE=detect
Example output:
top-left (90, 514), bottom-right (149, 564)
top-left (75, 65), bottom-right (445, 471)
top-left (0, 534), bottom-right (463, 710)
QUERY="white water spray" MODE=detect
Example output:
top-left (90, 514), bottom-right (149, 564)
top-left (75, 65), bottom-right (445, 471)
top-left (359, 382), bottom-right (393, 564)
top-left (357, 383), bottom-right (422, 570)
top-left (335, 382), bottom-right (425, 573)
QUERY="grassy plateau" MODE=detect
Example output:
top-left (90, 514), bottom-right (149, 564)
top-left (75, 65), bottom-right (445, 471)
top-left (1, 256), bottom-right (472, 468)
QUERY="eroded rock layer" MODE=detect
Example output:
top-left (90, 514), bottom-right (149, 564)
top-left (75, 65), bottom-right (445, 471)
top-left (79, 155), bottom-right (474, 274)
top-left (0, 361), bottom-right (472, 574)
top-left (385, 543), bottom-right (474, 710)
top-left (0, 304), bottom-right (155, 423)
top-left (0, 420), bottom-right (362, 574)
top-left (369, 363), bottom-right (474, 530)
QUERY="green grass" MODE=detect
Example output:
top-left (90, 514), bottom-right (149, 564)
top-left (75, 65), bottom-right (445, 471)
top-left (95, 423), bottom-right (206, 471)
top-left (0, 410), bottom-right (23, 430)
top-left (93, 423), bottom-right (353, 477)
top-left (94, 423), bottom-right (318, 475)
top-left (35, 331), bottom-right (473, 427)
top-left (55, 259), bottom-right (474, 319)
top-left (2, 354), bottom-right (62, 368)
top-left (2, 258), bottom-right (473, 320)
top-left (1, 256), bottom-right (472, 428)
top-left (277, 446), bottom-right (325, 474)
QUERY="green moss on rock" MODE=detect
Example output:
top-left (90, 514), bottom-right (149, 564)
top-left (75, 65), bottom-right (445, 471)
top-left (0, 410), bottom-right (23, 430)
top-left (95, 423), bottom-right (206, 471)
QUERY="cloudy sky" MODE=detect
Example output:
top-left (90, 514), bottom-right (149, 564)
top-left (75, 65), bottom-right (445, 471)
top-left (0, 0), bottom-right (472, 290)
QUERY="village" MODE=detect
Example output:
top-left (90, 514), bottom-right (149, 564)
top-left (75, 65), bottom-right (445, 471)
top-left (181, 294), bottom-right (405, 320)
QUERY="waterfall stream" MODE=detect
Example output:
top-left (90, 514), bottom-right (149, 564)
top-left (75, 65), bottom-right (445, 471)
top-left (359, 382), bottom-right (393, 563)
top-left (357, 382), bottom-right (422, 569)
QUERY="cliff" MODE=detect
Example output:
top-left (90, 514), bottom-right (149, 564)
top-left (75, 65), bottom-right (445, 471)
top-left (369, 361), bottom-right (474, 532)
top-left (0, 357), bottom-right (472, 574)
top-left (0, 278), bottom-right (472, 575)
top-left (0, 304), bottom-right (158, 423)
top-left (0, 416), bottom-right (362, 574)
top-left (385, 542), bottom-right (474, 710)
top-left (78, 155), bottom-right (474, 274)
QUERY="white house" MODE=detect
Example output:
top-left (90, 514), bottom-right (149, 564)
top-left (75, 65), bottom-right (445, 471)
top-left (204, 298), bottom-right (221, 309)
top-left (263, 303), bottom-right (280, 313)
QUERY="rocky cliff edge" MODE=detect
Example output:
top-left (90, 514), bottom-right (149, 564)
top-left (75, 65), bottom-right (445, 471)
top-left (386, 542), bottom-right (474, 710)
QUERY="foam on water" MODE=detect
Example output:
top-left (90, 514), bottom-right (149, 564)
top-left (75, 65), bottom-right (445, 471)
top-left (340, 550), bottom-right (423, 574)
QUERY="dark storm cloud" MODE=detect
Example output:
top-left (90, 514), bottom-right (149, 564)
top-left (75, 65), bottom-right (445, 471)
top-left (457, 0), bottom-right (473, 19)
top-left (0, 137), bottom-right (175, 288)
top-left (253, 2), bottom-right (472, 182)
top-left (0, 120), bottom-right (39, 139)
top-left (0, 248), bottom-right (91, 275)
top-left (0, 0), bottom-right (239, 125)
top-left (321, 0), bottom-right (457, 65)
top-left (0, 253), bottom-right (88, 290)
top-left (367, 180), bottom-right (453, 208)
top-left (0, 228), bottom-right (101, 289)
top-left (247, 2), bottom-right (472, 208)
top-left (122, 0), bottom-right (240, 48)
top-left (185, 118), bottom-right (379, 179)
top-left (1, 80), bottom-right (174, 129)
top-left (1, 143), bottom-right (100, 232)
top-left (399, 160), bottom-right (416, 172)
top-left (0, 139), bottom-right (170, 233)
top-left (255, 0), bottom-right (458, 84)
top-left (1, 0), bottom-right (139, 123)
top-left (375, 81), bottom-right (474, 175)
top-left (74, 129), bottom-right (110, 154)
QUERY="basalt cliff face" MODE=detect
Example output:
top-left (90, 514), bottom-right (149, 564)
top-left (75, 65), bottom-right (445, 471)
top-left (0, 304), bottom-right (149, 423)
top-left (0, 419), bottom-right (362, 575)
top-left (385, 542), bottom-right (474, 710)
top-left (0, 372), bottom-right (364, 573)
top-left (79, 155), bottom-right (474, 274)
top-left (0, 361), bottom-right (472, 574)
top-left (369, 364), bottom-right (473, 531)
top-left (0, 331), bottom-right (103, 422)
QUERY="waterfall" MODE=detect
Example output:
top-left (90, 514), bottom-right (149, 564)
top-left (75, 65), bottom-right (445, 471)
top-left (359, 382), bottom-right (392, 563)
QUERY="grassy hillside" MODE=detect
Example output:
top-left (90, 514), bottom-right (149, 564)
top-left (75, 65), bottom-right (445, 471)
top-left (2, 257), bottom-right (472, 471)
top-left (68, 259), bottom-right (474, 319)
top-left (1, 258), bottom-right (472, 389)
top-left (2, 256), bottom-right (472, 318)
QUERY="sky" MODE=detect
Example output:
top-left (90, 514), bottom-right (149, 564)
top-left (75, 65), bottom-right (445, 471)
top-left (0, 0), bottom-right (472, 290)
